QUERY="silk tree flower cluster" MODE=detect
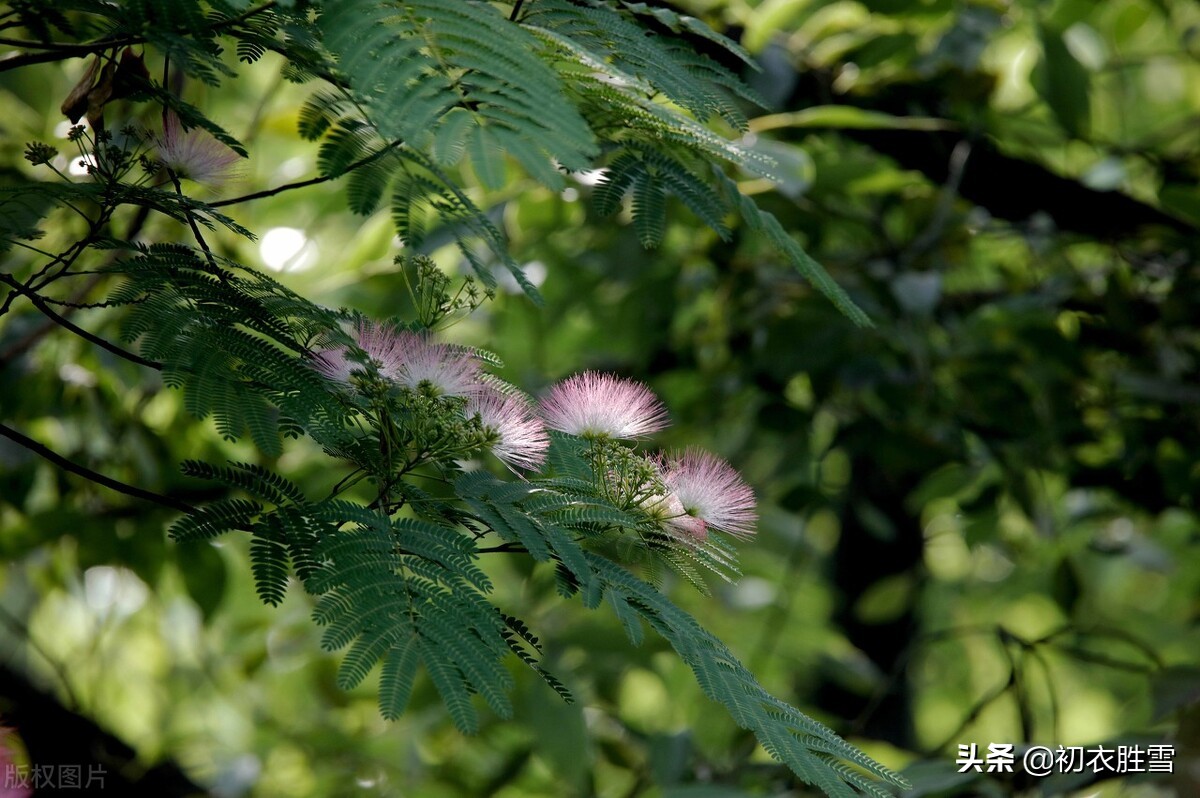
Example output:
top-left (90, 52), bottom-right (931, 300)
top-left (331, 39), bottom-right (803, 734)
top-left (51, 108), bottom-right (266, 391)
top-left (311, 329), bottom-right (757, 544)
top-left (539, 371), bottom-right (757, 544)
top-left (311, 321), bottom-right (548, 472)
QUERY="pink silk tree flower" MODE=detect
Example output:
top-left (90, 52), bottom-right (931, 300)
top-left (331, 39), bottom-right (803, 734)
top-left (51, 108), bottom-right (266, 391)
top-left (155, 113), bottom-right (241, 184)
top-left (467, 390), bottom-right (549, 471)
top-left (310, 345), bottom-right (357, 384)
top-left (639, 484), bottom-right (709, 542)
top-left (354, 320), bottom-right (406, 380)
top-left (391, 331), bottom-right (481, 398)
top-left (309, 324), bottom-right (481, 397)
top-left (539, 371), bottom-right (668, 439)
top-left (309, 321), bottom-right (400, 384)
top-left (661, 448), bottom-right (757, 538)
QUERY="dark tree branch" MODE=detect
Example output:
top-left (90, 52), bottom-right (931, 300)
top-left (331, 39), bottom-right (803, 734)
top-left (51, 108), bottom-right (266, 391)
top-left (0, 34), bottom-right (139, 52)
top-left (0, 663), bottom-right (210, 796)
top-left (0, 47), bottom-right (102, 72)
top-left (0, 1), bottom-right (278, 73)
top-left (209, 138), bottom-right (404, 208)
top-left (0, 423), bottom-right (194, 514)
top-left (780, 74), bottom-right (1197, 240)
top-left (478, 542), bottom-right (528, 554)
top-left (168, 172), bottom-right (224, 275)
top-left (0, 274), bottom-right (162, 371)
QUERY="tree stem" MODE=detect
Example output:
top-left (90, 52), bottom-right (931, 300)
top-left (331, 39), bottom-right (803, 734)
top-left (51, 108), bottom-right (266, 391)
top-left (0, 423), bottom-right (194, 514)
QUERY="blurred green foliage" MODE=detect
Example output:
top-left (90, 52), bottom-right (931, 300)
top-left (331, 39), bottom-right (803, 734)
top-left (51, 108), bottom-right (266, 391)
top-left (2, 0), bottom-right (1199, 796)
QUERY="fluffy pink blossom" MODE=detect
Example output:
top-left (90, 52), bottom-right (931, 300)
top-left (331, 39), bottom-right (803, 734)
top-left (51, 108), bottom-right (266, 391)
top-left (155, 113), bottom-right (241, 184)
top-left (467, 390), bottom-right (549, 471)
top-left (539, 371), bottom-right (668, 439)
top-left (390, 332), bottom-right (481, 397)
top-left (660, 448), bottom-right (756, 538)
top-left (309, 323), bottom-right (480, 398)
top-left (310, 321), bottom-right (397, 384)
top-left (638, 484), bottom-right (708, 542)
top-left (310, 345), bottom-right (357, 383)
top-left (354, 320), bottom-right (406, 380)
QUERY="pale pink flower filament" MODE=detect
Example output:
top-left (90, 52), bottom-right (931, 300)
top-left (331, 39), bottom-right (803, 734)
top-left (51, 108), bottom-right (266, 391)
top-left (156, 113), bottom-right (241, 184)
top-left (310, 345), bottom-right (357, 384)
top-left (539, 371), bottom-right (668, 439)
top-left (391, 332), bottom-right (481, 398)
top-left (660, 448), bottom-right (757, 538)
top-left (354, 320), bottom-right (406, 380)
top-left (309, 321), bottom-right (399, 385)
top-left (639, 486), bottom-right (707, 541)
top-left (467, 390), bottom-right (549, 471)
top-left (309, 323), bottom-right (482, 399)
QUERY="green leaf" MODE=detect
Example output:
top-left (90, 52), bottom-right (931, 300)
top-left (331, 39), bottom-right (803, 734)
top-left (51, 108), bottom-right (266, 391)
top-left (379, 633), bottom-right (422, 720)
top-left (751, 106), bottom-right (954, 132)
top-left (1035, 24), bottom-right (1091, 138)
top-left (588, 554), bottom-right (910, 796)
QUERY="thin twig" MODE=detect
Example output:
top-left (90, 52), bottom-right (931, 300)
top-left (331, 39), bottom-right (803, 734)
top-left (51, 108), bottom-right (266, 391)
top-left (0, 423), bottom-right (194, 514)
top-left (209, 138), bottom-right (404, 208)
top-left (9, 240), bottom-right (59, 259)
top-left (168, 171), bottom-right (222, 273)
top-left (0, 274), bottom-right (162, 371)
top-left (0, 205), bottom-right (151, 364)
top-left (0, 1), bottom-right (278, 73)
top-left (0, 34), bottom-right (139, 53)
top-left (36, 294), bottom-right (136, 310)
top-left (478, 542), bottom-right (527, 554)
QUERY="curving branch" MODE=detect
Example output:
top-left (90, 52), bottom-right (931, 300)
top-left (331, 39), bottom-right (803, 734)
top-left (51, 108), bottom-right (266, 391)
top-left (0, 274), bottom-right (162, 371)
top-left (0, 2), bottom-right (280, 72)
top-left (0, 422), bottom-right (194, 514)
top-left (209, 138), bottom-right (405, 208)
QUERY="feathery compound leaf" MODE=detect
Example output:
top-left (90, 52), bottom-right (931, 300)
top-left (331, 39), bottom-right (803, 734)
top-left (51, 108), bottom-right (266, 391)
top-left (586, 554), bottom-right (910, 796)
top-left (458, 471), bottom-right (595, 593)
top-left (617, 1), bottom-right (758, 70)
top-left (379, 632), bottom-right (422, 721)
top-left (108, 245), bottom-right (358, 454)
top-left (320, 0), bottom-right (595, 170)
top-left (298, 90), bottom-right (359, 141)
top-left (431, 107), bottom-right (474, 167)
top-left (421, 637), bottom-right (478, 734)
top-left (346, 157), bottom-right (396, 215)
top-left (591, 153), bottom-right (639, 217)
top-left (315, 0), bottom-right (868, 324)
top-left (306, 506), bottom-right (515, 728)
top-left (180, 460), bottom-right (304, 507)
top-left (523, 0), bottom-right (759, 129)
top-left (607, 589), bottom-right (644, 646)
top-left (631, 172), bottom-right (667, 248)
top-left (251, 515), bottom-right (292, 606)
top-left (709, 169), bottom-right (873, 327)
top-left (317, 119), bottom-right (375, 177)
top-left (168, 498), bottom-right (260, 542)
